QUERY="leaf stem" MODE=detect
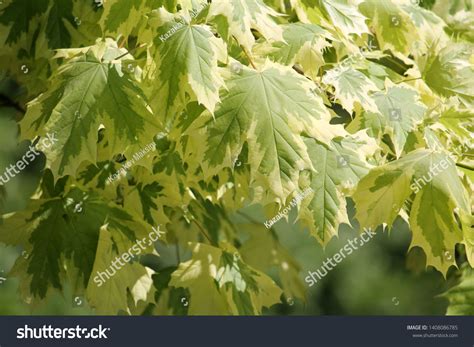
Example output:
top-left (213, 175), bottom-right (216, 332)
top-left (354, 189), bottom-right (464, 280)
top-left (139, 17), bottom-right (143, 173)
top-left (192, 219), bottom-right (213, 244)
top-left (242, 47), bottom-right (257, 69)
top-left (395, 77), bottom-right (422, 84)
top-left (118, 36), bottom-right (127, 49)
top-left (233, 36), bottom-right (257, 69)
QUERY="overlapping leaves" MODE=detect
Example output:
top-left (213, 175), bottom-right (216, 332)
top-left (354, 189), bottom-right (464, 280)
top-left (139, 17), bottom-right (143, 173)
top-left (0, 0), bottom-right (473, 316)
top-left (353, 150), bottom-right (471, 275)
top-left (0, 177), bottom-right (154, 313)
top-left (20, 40), bottom-right (161, 177)
top-left (198, 61), bottom-right (344, 202)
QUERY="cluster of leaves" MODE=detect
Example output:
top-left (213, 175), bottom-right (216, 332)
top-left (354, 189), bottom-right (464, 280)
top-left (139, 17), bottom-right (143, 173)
top-left (0, 0), bottom-right (472, 315)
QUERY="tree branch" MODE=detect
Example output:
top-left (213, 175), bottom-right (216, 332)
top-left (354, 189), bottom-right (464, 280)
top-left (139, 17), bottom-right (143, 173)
top-left (0, 93), bottom-right (25, 114)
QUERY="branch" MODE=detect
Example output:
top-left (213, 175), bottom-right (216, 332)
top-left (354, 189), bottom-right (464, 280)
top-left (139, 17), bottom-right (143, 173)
top-left (292, 65), bottom-right (305, 76)
top-left (456, 162), bottom-right (474, 171)
top-left (113, 43), bottom-right (147, 61)
top-left (0, 94), bottom-right (25, 114)
top-left (175, 243), bottom-right (181, 263)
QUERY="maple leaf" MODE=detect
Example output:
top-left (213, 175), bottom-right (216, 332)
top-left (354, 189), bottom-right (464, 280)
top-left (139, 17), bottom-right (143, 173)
top-left (199, 60), bottom-right (345, 202)
top-left (323, 66), bottom-right (379, 114)
top-left (353, 149), bottom-right (470, 275)
top-left (443, 266), bottom-right (474, 315)
top-left (208, 0), bottom-right (283, 50)
top-left (299, 133), bottom-right (376, 245)
top-left (20, 39), bottom-right (161, 178)
top-left (421, 42), bottom-right (474, 108)
top-left (319, 0), bottom-right (369, 37)
top-left (169, 242), bottom-right (282, 314)
top-left (0, 0), bottom-right (48, 45)
top-left (1, 0), bottom-right (473, 316)
top-left (86, 226), bottom-right (155, 314)
top-left (360, 0), bottom-right (418, 54)
top-left (0, 184), bottom-right (155, 313)
top-left (357, 81), bottom-right (426, 157)
top-left (294, 0), bottom-right (369, 37)
top-left (262, 22), bottom-right (333, 79)
top-left (147, 9), bottom-right (226, 124)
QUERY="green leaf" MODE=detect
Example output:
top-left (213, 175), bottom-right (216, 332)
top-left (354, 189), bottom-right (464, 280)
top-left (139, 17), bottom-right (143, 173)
top-left (438, 104), bottom-right (474, 143)
top-left (323, 66), bottom-right (379, 114)
top-left (0, 0), bottom-right (48, 45)
top-left (0, 185), bottom-right (157, 314)
top-left (263, 23), bottom-right (333, 79)
top-left (123, 168), bottom-right (167, 226)
top-left (299, 134), bottom-right (375, 244)
top-left (238, 222), bottom-right (306, 301)
top-left (86, 227), bottom-right (154, 315)
top-left (358, 81), bottom-right (426, 157)
top-left (45, 0), bottom-right (75, 49)
top-left (199, 61), bottom-right (345, 201)
top-left (402, 3), bottom-right (447, 45)
top-left (360, 0), bottom-right (418, 54)
top-left (20, 39), bottom-right (161, 177)
top-left (1, 186), bottom-right (154, 307)
top-left (319, 0), bottom-right (369, 37)
top-left (208, 0), bottom-right (283, 50)
top-left (169, 242), bottom-right (282, 314)
top-left (100, 0), bottom-right (152, 39)
top-left (353, 149), bottom-right (470, 275)
top-left (444, 266), bottom-right (474, 315)
top-left (444, 10), bottom-right (474, 43)
top-left (148, 12), bottom-right (226, 124)
top-left (421, 42), bottom-right (474, 108)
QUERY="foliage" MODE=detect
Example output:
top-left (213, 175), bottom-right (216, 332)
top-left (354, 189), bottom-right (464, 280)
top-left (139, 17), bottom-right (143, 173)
top-left (0, 0), bottom-right (472, 315)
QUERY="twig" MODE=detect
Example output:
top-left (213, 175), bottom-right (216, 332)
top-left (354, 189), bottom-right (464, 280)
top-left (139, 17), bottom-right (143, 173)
top-left (292, 65), bottom-right (305, 76)
top-left (456, 162), bottom-right (474, 171)
top-left (113, 43), bottom-right (147, 61)
top-left (175, 243), bottom-right (181, 263)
